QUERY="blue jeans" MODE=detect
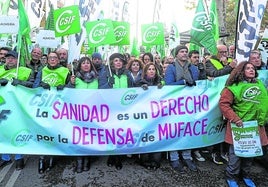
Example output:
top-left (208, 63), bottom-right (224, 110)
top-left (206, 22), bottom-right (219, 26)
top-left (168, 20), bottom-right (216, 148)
top-left (2, 154), bottom-right (23, 161)
top-left (169, 149), bottom-right (192, 161)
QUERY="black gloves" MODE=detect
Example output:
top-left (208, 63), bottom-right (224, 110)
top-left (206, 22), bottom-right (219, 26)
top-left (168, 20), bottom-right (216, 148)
top-left (108, 77), bottom-right (115, 87)
top-left (40, 82), bottom-right (50, 90)
top-left (157, 83), bottom-right (163, 89)
top-left (56, 85), bottom-right (65, 90)
top-left (0, 78), bottom-right (8, 86)
top-left (197, 62), bottom-right (204, 70)
top-left (39, 82), bottom-right (65, 90)
top-left (186, 81), bottom-right (196, 87)
top-left (141, 84), bottom-right (148, 90)
top-left (11, 79), bottom-right (22, 86)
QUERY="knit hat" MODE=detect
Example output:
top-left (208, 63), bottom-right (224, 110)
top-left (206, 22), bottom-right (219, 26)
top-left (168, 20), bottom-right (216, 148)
top-left (5, 50), bottom-right (18, 58)
top-left (174, 45), bottom-right (188, 56)
top-left (109, 53), bottom-right (127, 64)
top-left (92, 52), bottom-right (102, 60)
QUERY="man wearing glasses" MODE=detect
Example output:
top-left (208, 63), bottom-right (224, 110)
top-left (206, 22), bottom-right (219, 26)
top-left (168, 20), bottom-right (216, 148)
top-left (205, 45), bottom-right (237, 166)
top-left (205, 45), bottom-right (237, 78)
top-left (0, 50), bottom-right (34, 170)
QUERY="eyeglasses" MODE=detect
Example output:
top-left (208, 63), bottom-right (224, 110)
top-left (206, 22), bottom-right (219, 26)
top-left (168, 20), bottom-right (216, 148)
top-left (48, 56), bottom-right (58, 60)
top-left (219, 51), bottom-right (227, 54)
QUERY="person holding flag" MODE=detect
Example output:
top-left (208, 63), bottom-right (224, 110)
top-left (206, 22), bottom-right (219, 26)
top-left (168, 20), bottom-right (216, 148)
top-left (68, 56), bottom-right (100, 173)
top-left (0, 50), bottom-right (34, 170)
top-left (102, 52), bottom-right (131, 170)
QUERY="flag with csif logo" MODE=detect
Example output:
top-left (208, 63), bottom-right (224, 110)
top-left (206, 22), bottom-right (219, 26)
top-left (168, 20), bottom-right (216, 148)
top-left (190, 0), bottom-right (217, 55)
top-left (53, 5), bottom-right (81, 37)
top-left (85, 19), bottom-right (116, 48)
top-left (141, 23), bottom-right (164, 46)
top-left (111, 21), bottom-right (130, 46)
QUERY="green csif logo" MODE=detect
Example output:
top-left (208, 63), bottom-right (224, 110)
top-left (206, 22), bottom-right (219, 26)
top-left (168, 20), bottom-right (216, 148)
top-left (54, 5), bottom-right (81, 37)
top-left (142, 23), bottom-right (164, 45)
top-left (121, 90), bottom-right (138, 105)
top-left (86, 19), bottom-right (116, 47)
top-left (112, 21), bottom-right (130, 45)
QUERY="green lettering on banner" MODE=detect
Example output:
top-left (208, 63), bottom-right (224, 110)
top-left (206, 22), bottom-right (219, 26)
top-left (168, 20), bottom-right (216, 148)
top-left (53, 5), bottom-right (81, 37)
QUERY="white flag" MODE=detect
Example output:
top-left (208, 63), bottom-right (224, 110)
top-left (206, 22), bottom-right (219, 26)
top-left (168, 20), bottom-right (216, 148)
top-left (235, 0), bottom-right (267, 63)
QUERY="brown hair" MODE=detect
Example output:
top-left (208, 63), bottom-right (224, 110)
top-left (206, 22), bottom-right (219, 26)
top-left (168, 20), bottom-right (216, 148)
top-left (225, 61), bottom-right (258, 86)
top-left (126, 58), bottom-right (144, 71)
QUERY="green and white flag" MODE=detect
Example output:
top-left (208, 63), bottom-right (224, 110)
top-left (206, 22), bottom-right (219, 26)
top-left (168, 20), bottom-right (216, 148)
top-left (210, 0), bottom-right (219, 42)
top-left (112, 21), bottom-right (130, 46)
top-left (169, 22), bottom-right (180, 50)
top-left (141, 22), bottom-right (164, 46)
top-left (53, 5), bottom-right (81, 37)
top-left (85, 19), bottom-right (116, 47)
top-left (17, 0), bottom-right (32, 67)
top-left (190, 0), bottom-right (217, 55)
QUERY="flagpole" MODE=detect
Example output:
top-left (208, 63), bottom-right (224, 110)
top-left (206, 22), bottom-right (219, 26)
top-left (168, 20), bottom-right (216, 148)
top-left (234, 0), bottom-right (241, 59)
top-left (153, 0), bottom-right (158, 23)
top-left (15, 39), bottom-right (22, 79)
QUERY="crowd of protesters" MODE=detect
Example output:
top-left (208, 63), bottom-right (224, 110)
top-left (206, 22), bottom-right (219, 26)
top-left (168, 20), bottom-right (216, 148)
top-left (0, 44), bottom-right (268, 187)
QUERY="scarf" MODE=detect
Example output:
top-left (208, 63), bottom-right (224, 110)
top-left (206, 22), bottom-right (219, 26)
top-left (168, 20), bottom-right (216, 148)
top-left (174, 60), bottom-right (194, 84)
top-left (76, 70), bottom-right (96, 83)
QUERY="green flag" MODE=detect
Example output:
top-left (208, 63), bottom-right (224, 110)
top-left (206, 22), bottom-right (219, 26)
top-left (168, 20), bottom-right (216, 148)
top-left (210, 0), bottom-right (219, 42)
top-left (53, 5), bottom-right (81, 37)
top-left (17, 0), bottom-right (31, 67)
top-left (112, 21), bottom-right (130, 46)
top-left (130, 37), bottom-right (139, 57)
top-left (85, 19), bottom-right (116, 48)
top-left (190, 0), bottom-right (217, 55)
top-left (141, 23), bottom-right (164, 46)
top-left (189, 43), bottom-right (200, 52)
top-left (45, 3), bottom-right (55, 31)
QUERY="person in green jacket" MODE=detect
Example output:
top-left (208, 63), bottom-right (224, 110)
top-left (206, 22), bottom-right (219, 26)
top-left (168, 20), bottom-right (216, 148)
top-left (33, 51), bottom-right (71, 174)
top-left (219, 61), bottom-right (268, 187)
top-left (104, 53), bottom-right (130, 170)
top-left (68, 56), bottom-right (99, 173)
top-left (0, 50), bottom-right (34, 171)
